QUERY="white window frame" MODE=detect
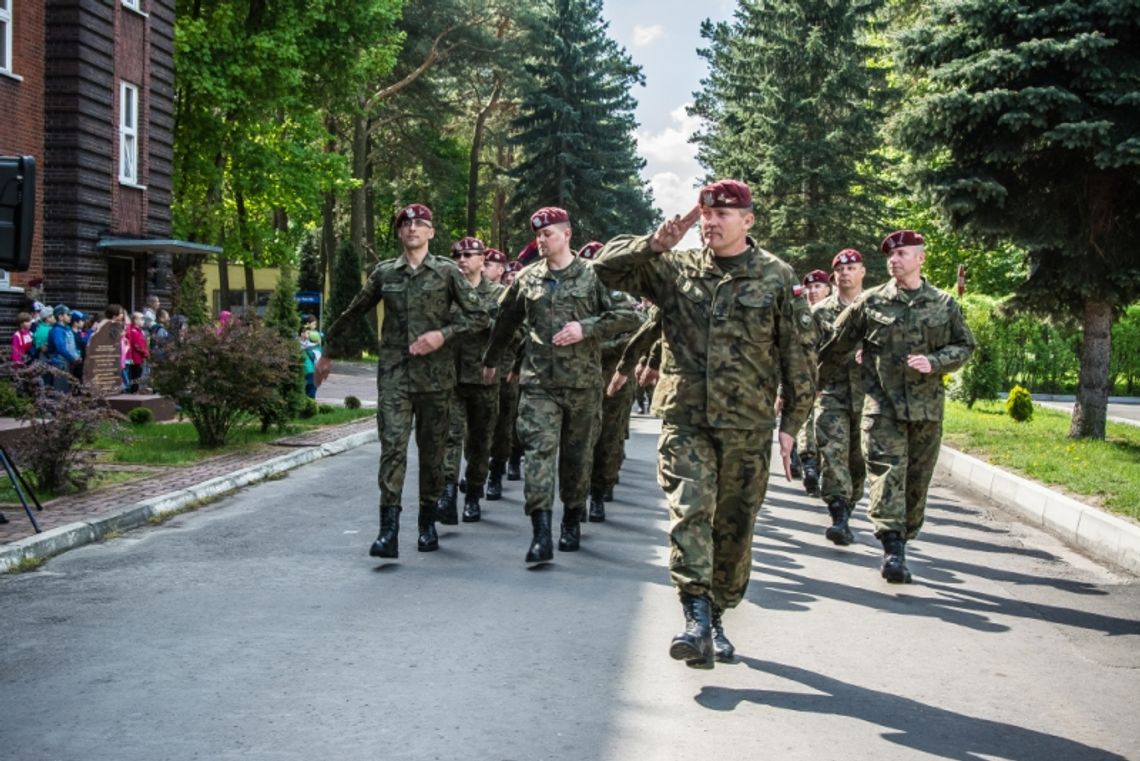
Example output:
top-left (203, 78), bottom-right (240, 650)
top-left (119, 81), bottom-right (140, 186)
top-left (122, 0), bottom-right (140, 11)
top-left (0, 0), bottom-right (13, 76)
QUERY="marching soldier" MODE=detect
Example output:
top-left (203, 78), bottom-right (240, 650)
top-left (818, 230), bottom-right (974, 582)
top-left (813, 248), bottom-right (868, 545)
top-left (593, 180), bottom-right (815, 669)
top-left (796, 269), bottom-right (831, 497)
top-left (482, 208), bottom-right (639, 563)
top-left (317, 204), bottom-right (489, 558)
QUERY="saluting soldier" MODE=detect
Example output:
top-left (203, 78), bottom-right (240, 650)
top-left (437, 237), bottom-right (506, 524)
top-left (317, 204), bottom-right (489, 559)
top-left (818, 230), bottom-right (974, 583)
top-left (812, 248), bottom-right (868, 546)
top-left (593, 180), bottom-right (815, 669)
top-left (482, 208), bottom-right (639, 563)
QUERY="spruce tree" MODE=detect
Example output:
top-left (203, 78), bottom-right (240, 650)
top-left (892, 0), bottom-right (1140, 439)
top-left (173, 265), bottom-right (210, 326)
top-left (508, 0), bottom-right (658, 245)
top-left (297, 230), bottom-right (323, 294)
top-left (690, 0), bottom-right (890, 271)
top-left (264, 262), bottom-right (302, 340)
top-left (324, 240), bottom-right (376, 359)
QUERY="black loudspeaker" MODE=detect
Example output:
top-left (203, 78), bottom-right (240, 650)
top-left (0, 155), bottom-right (36, 272)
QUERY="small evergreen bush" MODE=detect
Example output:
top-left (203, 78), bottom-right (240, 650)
top-left (344, 395), bottom-right (361, 410)
top-left (1006, 385), bottom-right (1034, 422)
top-left (128, 407), bottom-right (154, 425)
top-left (299, 398), bottom-right (319, 418)
top-left (317, 403), bottom-right (334, 415)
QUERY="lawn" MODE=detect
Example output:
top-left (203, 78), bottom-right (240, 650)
top-left (942, 400), bottom-right (1140, 521)
top-left (93, 406), bottom-right (375, 466)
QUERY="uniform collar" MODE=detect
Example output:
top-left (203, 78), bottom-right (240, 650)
top-left (538, 254), bottom-right (585, 280)
top-left (699, 236), bottom-right (761, 278)
top-left (882, 276), bottom-right (932, 302)
top-left (394, 251), bottom-right (447, 272)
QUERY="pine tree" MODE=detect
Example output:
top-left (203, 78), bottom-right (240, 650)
top-left (173, 265), bottom-right (210, 326)
top-left (690, 0), bottom-right (891, 271)
top-left (264, 262), bottom-right (301, 340)
top-left (508, 0), bottom-right (658, 245)
top-left (892, 0), bottom-right (1140, 439)
top-left (324, 240), bottom-right (376, 359)
top-left (297, 230), bottom-right (323, 294)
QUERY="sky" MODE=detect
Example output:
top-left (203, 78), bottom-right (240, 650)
top-left (601, 0), bottom-right (737, 245)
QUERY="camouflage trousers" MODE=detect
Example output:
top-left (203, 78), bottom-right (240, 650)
top-left (442, 382), bottom-right (500, 495)
top-left (590, 380), bottom-right (636, 492)
top-left (657, 424), bottom-right (773, 611)
top-left (377, 381), bottom-right (451, 512)
top-left (861, 415), bottom-right (943, 539)
top-left (815, 397), bottom-right (866, 505)
top-left (795, 407), bottom-right (817, 460)
top-left (491, 378), bottom-right (520, 462)
top-left (515, 386), bottom-right (602, 515)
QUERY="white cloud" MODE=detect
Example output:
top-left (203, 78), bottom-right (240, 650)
top-left (632, 24), bottom-right (665, 47)
top-left (637, 104), bottom-right (706, 248)
top-left (648, 172), bottom-right (704, 249)
top-left (635, 104), bottom-right (702, 172)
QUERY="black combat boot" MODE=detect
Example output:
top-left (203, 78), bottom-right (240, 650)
top-left (802, 456), bottom-right (821, 498)
top-left (669, 593), bottom-right (714, 669)
top-left (558, 507), bottom-right (582, 551)
top-left (880, 531), bottom-right (912, 583)
top-left (825, 497), bottom-right (854, 546)
top-left (417, 504), bottom-right (439, 552)
top-left (789, 446), bottom-right (803, 479)
top-left (369, 505), bottom-right (401, 558)
top-left (507, 447), bottom-right (523, 481)
top-left (486, 460), bottom-right (504, 501)
top-left (588, 487), bottom-right (606, 523)
top-left (436, 481), bottom-right (459, 525)
top-left (458, 478), bottom-right (466, 494)
top-left (462, 485), bottom-right (482, 523)
top-left (711, 606), bottom-right (735, 662)
top-left (525, 511), bottom-right (553, 563)
top-left (603, 485), bottom-right (614, 502)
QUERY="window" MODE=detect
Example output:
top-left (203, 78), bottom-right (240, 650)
top-left (119, 81), bottom-right (139, 185)
top-left (122, 0), bottom-right (140, 11)
top-left (0, 0), bottom-right (12, 75)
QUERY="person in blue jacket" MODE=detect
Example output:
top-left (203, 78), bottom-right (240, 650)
top-left (46, 305), bottom-right (82, 391)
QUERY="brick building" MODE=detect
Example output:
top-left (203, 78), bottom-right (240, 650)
top-left (0, 0), bottom-right (217, 341)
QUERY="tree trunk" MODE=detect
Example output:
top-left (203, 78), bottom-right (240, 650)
top-left (243, 263), bottom-right (257, 318)
top-left (321, 191), bottom-right (336, 289)
top-left (467, 78), bottom-right (504, 235)
top-left (350, 107), bottom-right (368, 254)
top-left (1069, 299), bottom-right (1113, 439)
top-left (217, 254), bottom-right (231, 313)
top-left (364, 117), bottom-right (376, 262)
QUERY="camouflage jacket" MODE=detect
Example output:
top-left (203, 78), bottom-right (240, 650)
top-left (482, 256), bottom-right (640, 390)
top-left (593, 234), bottom-right (816, 435)
top-left (598, 292), bottom-right (643, 376)
top-left (452, 276), bottom-right (508, 384)
top-left (812, 292), bottom-right (865, 410)
top-left (818, 278), bottom-right (975, 421)
top-left (325, 252), bottom-right (489, 392)
top-left (617, 305), bottom-right (662, 377)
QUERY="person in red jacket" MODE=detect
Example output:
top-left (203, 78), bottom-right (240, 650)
top-left (10, 312), bottom-right (34, 364)
top-left (124, 311), bottom-right (150, 393)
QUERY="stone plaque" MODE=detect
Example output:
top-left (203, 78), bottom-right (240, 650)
top-left (82, 321), bottom-right (123, 395)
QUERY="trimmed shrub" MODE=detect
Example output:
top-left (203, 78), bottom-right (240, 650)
top-left (344, 395), bottom-right (361, 410)
top-left (1006, 385), bottom-right (1034, 422)
top-left (150, 322), bottom-right (298, 447)
top-left (128, 407), bottom-right (155, 425)
top-left (299, 398), bottom-right (319, 418)
top-left (317, 403), bottom-right (334, 415)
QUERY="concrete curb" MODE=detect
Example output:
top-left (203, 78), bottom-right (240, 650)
top-left (0, 428), bottom-right (378, 573)
top-left (936, 445), bottom-right (1140, 575)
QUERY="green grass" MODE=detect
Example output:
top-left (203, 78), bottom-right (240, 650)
top-left (943, 400), bottom-right (1140, 521)
top-left (0, 469), bottom-right (143, 505)
top-left (94, 407), bottom-right (374, 466)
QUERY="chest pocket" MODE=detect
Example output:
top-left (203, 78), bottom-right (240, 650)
top-left (864, 307), bottom-right (895, 348)
top-left (921, 310), bottom-right (951, 349)
top-left (734, 289), bottom-right (776, 345)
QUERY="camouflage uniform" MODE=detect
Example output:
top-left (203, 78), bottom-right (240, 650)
top-left (326, 253), bottom-right (488, 520)
top-left (617, 307), bottom-right (663, 413)
top-left (442, 276), bottom-right (506, 498)
top-left (812, 292), bottom-right (866, 506)
top-left (819, 278), bottom-right (974, 539)
top-left (594, 235), bottom-right (815, 611)
top-left (482, 256), bottom-right (640, 517)
top-left (590, 295), bottom-right (642, 496)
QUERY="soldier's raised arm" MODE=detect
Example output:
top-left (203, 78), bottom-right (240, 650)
top-left (592, 207), bottom-right (700, 303)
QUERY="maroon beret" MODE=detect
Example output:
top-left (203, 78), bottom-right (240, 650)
top-left (516, 240), bottom-right (539, 265)
top-left (506, 260), bottom-right (525, 273)
top-left (450, 236), bottom-right (486, 256)
top-left (698, 179), bottom-right (752, 209)
top-left (529, 207), bottom-right (570, 231)
top-left (484, 248), bottom-right (507, 264)
top-left (577, 241), bottom-right (604, 260)
top-left (832, 248), bottom-right (863, 268)
top-left (880, 230), bottom-right (925, 254)
top-left (395, 203), bottom-right (433, 228)
top-left (802, 269), bottom-right (829, 287)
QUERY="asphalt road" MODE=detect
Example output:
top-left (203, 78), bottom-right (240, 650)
top-left (2, 415), bottom-right (1138, 761)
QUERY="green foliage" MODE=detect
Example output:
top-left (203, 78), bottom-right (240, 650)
top-left (150, 322), bottom-right (298, 448)
top-left (128, 407), bottom-right (155, 425)
top-left (508, 0), bottom-right (658, 244)
top-left (299, 398), bottom-right (319, 418)
top-left (950, 297), bottom-right (1001, 408)
top-left (317, 403), bottom-right (334, 415)
top-left (297, 229), bottom-right (324, 294)
top-left (264, 262), bottom-right (302, 340)
top-left (690, 0), bottom-right (892, 272)
top-left (173, 265), bottom-right (210, 326)
top-left (344, 395), bottom-right (362, 410)
top-left (324, 240), bottom-right (376, 358)
top-left (1111, 304), bottom-right (1140, 395)
top-left (1006, 385), bottom-right (1034, 423)
top-left (0, 375), bottom-right (30, 417)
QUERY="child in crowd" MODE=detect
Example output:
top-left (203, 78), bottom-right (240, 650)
top-left (11, 312), bottom-right (34, 364)
top-left (301, 329), bottom-right (322, 399)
